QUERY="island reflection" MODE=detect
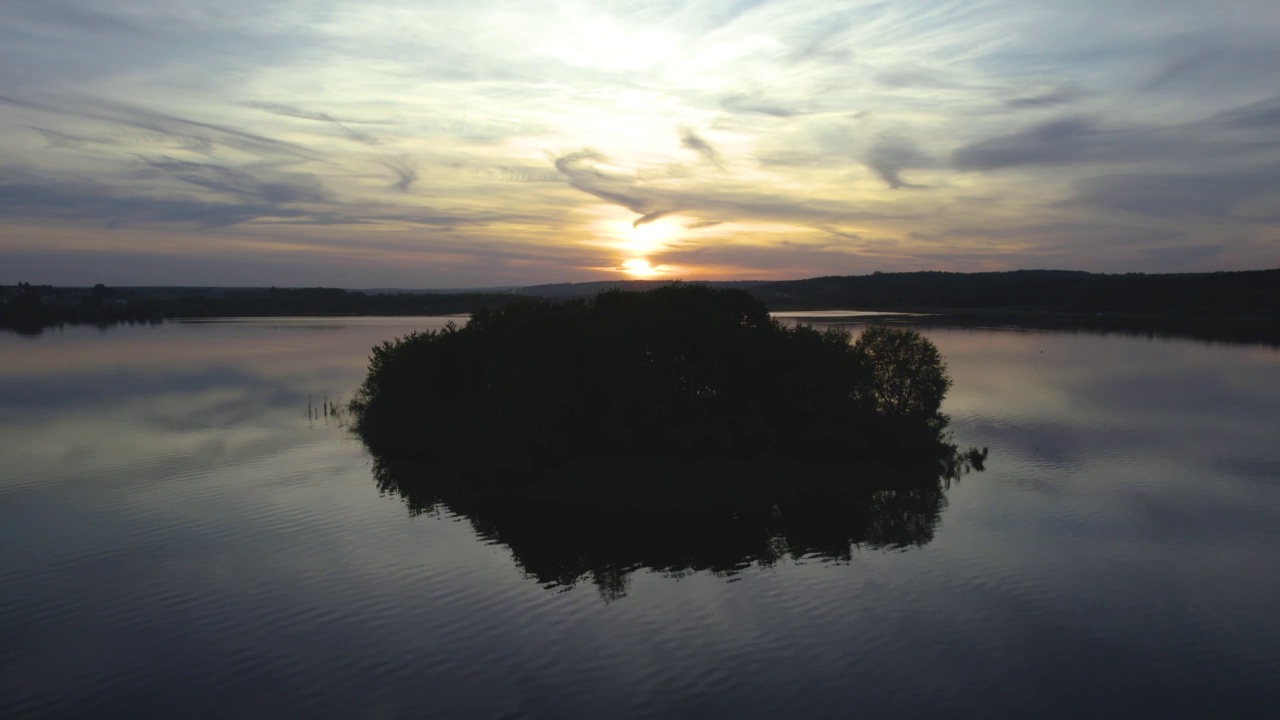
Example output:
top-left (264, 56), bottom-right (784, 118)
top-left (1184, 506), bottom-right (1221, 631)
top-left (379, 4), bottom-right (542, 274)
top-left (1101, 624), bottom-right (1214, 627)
top-left (369, 443), bottom-right (984, 600)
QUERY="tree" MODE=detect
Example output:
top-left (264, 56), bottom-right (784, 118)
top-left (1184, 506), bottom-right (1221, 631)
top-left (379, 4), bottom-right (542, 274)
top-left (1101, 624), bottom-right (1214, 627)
top-left (350, 286), bottom-right (887, 467)
top-left (852, 325), bottom-right (951, 418)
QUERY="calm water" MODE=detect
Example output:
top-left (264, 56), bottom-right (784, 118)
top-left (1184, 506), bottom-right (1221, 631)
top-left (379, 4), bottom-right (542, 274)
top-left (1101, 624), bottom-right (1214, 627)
top-left (2, 318), bottom-right (1278, 718)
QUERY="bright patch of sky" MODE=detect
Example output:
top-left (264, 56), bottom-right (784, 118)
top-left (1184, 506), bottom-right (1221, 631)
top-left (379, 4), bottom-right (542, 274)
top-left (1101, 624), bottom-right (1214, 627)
top-left (1, 0), bottom-right (1277, 286)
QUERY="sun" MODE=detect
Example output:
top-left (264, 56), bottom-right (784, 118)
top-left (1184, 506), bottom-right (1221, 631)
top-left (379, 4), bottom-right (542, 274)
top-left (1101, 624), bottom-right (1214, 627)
top-left (622, 258), bottom-right (661, 278)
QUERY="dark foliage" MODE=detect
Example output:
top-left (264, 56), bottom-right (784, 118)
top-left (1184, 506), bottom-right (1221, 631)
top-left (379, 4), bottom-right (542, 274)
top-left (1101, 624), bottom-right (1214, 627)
top-left (349, 284), bottom-right (958, 476)
top-left (852, 325), bottom-right (952, 420)
top-left (0, 284), bottom-right (519, 334)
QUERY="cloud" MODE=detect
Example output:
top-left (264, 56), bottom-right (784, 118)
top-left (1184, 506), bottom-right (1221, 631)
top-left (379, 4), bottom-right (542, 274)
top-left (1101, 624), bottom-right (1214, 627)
top-left (1141, 50), bottom-right (1222, 93)
top-left (950, 115), bottom-right (1205, 171)
top-left (552, 148), bottom-right (899, 231)
top-left (1139, 43), bottom-right (1280, 95)
top-left (1005, 85), bottom-right (1088, 110)
top-left (864, 135), bottom-right (930, 189)
top-left (480, 166), bottom-right (563, 183)
top-left (4, 0), bottom-right (143, 36)
top-left (27, 126), bottom-right (88, 149)
top-left (0, 165), bottom-right (476, 230)
top-left (245, 101), bottom-right (381, 145)
top-left (1212, 96), bottom-right (1280, 129)
top-left (0, 175), bottom-right (298, 228)
top-left (955, 95), bottom-right (1280, 173)
top-left (875, 64), bottom-right (967, 90)
top-left (3, 1), bottom-right (1280, 283)
top-left (953, 117), bottom-right (1110, 170)
top-left (554, 150), bottom-right (654, 215)
top-left (819, 227), bottom-right (864, 242)
top-left (632, 210), bottom-right (676, 229)
top-left (721, 94), bottom-right (802, 118)
top-left (139, 156), bottom-right (330, 205)
top-left (0, 93), bottom-right (323, 161)
top-left (378, 156), bottom-right (419, 192)
top-left (1066, 171), bottom-right (1279, 219)
top-left (680, 128), bottom-right (722, 166)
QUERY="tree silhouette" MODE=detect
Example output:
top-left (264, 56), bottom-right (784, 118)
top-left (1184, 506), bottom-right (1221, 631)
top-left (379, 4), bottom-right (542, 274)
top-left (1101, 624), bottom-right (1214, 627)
top-left (349, 285), bottom-right (965, 477)
top-left (852, 325), bottom-right (952, 419)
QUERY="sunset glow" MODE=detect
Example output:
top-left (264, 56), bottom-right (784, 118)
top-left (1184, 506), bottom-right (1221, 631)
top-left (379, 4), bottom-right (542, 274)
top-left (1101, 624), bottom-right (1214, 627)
top-left (621, 258), bottom-right (665, 278)
top-left (1, 2), bottom-right (1277, 287)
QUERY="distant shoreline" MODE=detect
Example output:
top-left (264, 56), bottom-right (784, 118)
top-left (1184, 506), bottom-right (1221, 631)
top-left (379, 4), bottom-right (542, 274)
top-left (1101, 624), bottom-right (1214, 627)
top-left (4, 268), bottom-right (1277, 344)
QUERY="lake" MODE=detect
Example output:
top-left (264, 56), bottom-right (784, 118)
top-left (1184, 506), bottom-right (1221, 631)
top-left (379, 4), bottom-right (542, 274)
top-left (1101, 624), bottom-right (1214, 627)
top-left (2, 317), bottom-right (1278, 718)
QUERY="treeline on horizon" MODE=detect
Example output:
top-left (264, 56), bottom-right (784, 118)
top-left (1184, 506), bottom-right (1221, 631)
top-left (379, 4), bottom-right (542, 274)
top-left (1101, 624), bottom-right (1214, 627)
top-left (0, 283), bottom-right (524, 333)
top-left (751, 268), bottom-right (1280, 318)
top-left (3, 268), bottom-right (1278, 335)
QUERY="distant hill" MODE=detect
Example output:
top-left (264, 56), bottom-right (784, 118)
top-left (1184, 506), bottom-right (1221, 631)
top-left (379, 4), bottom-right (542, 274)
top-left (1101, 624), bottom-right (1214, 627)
top-left (748, 269), bottom-right (1280, 318)
top-left (4, 269), bottom-right (1278, 340)
top-left (507, 269), bottom-right (1280, 321)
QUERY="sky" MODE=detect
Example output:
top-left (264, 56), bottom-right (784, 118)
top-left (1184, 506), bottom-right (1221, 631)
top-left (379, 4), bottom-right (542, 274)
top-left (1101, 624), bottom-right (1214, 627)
top-left (0, 0), bottom-right (1277, 288)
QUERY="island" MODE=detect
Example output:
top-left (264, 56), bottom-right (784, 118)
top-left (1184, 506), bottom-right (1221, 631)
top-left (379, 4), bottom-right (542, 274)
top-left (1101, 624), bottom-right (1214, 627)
top-left (349, 283), bottom-right (973, 477)
top-left (349, 284), bottom-right (986, 597)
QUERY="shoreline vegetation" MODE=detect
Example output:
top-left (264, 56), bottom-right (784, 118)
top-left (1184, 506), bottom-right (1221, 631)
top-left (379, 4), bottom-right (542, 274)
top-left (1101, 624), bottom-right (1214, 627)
top-left (350, 285), bottom-right (986, 597)
top-left (2, 268), bottom-right (1278, 345)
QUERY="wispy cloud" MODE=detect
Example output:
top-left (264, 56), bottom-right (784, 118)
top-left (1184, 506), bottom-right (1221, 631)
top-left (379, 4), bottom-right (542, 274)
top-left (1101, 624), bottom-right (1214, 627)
top-left (1, 0), bottom-right (1278, 285)
top-left (1005, 84), bottom-right (1088, 110)
top-left (721, 94), bottom-right (803, 118)
top-left (378, 156), bottom-right (419, 193)
top-left (554, 150), bottom-right (654, 216)
top-left (137, 156), bottom-right (331, 205)
top-left (680, 127), bottom-right (722, 167)
top-left (954, 96), bottom-right (1280, 172)
top-left (27, 126), bottom-right (89, 149)
top-left (864, 135), bottom-right (930, 189)
top-left (0, 93), bottom-right (323, 160)
top-left (0, 171), bottom-right (303, 229)
top-left (246, 101), bottom-right (383, 145)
